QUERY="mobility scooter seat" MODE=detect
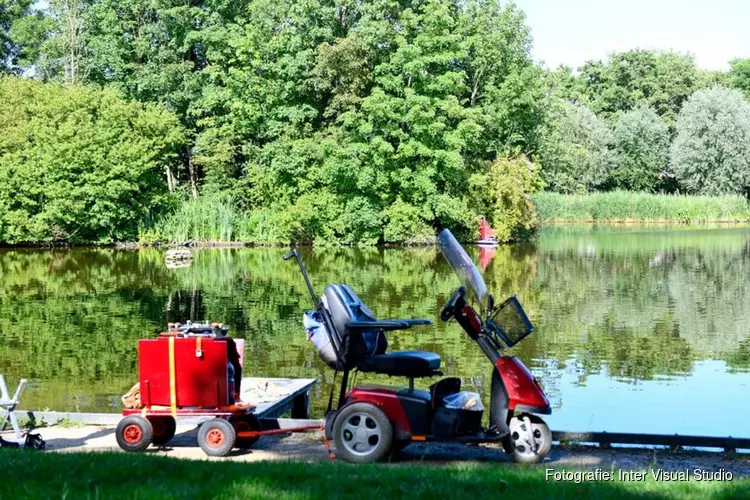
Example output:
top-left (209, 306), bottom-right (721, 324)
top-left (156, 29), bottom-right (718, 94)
top-left (322, 284), bottom-right (441, 375)
top-left (358, 350), bottom-right (441, 377)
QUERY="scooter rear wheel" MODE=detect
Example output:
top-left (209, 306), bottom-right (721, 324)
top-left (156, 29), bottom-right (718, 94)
top-left (503, 414), bottom-right (551, 464)
top-left (333, 402), bottom-right (393, 464)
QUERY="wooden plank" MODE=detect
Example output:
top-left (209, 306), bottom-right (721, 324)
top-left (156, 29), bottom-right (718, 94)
top-left (259, 418), bottom-right (324, 431)
top-left (240, 377), bottom-right (317, 419)
top-left (552, 431), bottom-right (750, 450)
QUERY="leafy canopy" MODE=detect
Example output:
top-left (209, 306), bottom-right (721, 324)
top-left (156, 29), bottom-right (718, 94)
top-left (0, 76), bottom-right (185, 244)
top-left (671, 86), bottom-right (750, 196)
top-left (610, 105), bottom-right (670, 192)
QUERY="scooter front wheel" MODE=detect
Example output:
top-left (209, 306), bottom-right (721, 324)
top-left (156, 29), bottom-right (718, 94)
top-left (503, 414), bottom-right (551, 464)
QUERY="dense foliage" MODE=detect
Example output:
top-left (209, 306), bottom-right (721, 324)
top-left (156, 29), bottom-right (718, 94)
top-left (470, 154), bottom-right (543, 242)
top-left (671, 86), bottom-right (750, 196)
top-left (3, 1), bottom-right (750, 243)
top-left (0, 77), bottom-right (184, 244)
top-left (0, 0), bottom-right (34, 71)
top-left (610, 106), bottom-right (670, 192)
top-left (537, 100), bottom-right (611, 194)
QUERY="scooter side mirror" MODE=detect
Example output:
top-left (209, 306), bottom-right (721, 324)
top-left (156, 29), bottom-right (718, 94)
top-left (486, 293), bottom-right (495, 317)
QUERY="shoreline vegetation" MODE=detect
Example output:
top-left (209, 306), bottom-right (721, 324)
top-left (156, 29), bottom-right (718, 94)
top-left (534, 192), bottom-right (750, 225)
top-left (136, 191), bottom-right (750, 247)
top-left (2, 191), bottom-right (750, 249)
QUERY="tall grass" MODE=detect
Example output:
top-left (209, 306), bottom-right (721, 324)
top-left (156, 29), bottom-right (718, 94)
top-left (140, 195), bottom-right (254, 244)
top-left (534, 191), bottom-right (750, 223)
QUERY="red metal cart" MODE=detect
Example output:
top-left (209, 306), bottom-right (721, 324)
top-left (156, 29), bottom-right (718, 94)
top-left (116, 332), bottom-right (321, 457)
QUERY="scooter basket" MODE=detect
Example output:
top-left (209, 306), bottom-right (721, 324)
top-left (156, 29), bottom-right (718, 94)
top-left (487, 296), bottom-right (534, 347)
top-left (432, 391), bottom-right (484, 436)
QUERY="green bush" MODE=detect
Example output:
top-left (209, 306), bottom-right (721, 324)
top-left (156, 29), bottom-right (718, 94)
top-left (534, 191), bottom-right (750, 223)
top-left (0, 76), bottom-right (184, 244)
top-left (471, 154), bottom-right (543, 242)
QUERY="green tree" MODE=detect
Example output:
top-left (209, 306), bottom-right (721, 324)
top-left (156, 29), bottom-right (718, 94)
top-left (6, 0), bottom-right (549, 244)
top-left (74, 0), bottom-right (245, 196)
top-left (670, 86), bottom-right (750, 196)
top-left (729, 58), bottom-right (750, 99)
top-left (537, 100), bottom-right (612, 194)
top-left (196, 0), bottom-right (544, 243)
top-left (0, 76), bottom-right (185, 244)
top-left (544, 65), bottom-right (588, 104)
top-left (575, 50), bottom-right (704, 127)
top-left (0, 0), bottom-right (34, 71)
top-left (610, 105), bottom-right (670, 192)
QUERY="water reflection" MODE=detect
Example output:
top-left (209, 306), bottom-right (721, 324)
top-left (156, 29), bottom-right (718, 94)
top-left (1, 226), bottom-right (750, 435)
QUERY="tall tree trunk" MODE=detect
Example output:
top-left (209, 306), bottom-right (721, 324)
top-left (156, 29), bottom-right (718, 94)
top-left (55, 0), bottom-right (85, 85)
top-left (187, 155), bottom-right (199, 198)
top-left (471, 68), bottom-right (484, 107)
top-left (165, 165), bottom-right (176, 193)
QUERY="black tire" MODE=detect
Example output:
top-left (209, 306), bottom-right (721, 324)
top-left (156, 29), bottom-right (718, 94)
top-left (116, 416), bottom-right (153, 452)
top-left (230, 414), bottom-right (260, 449)
top-left (149, 416), bottom-right (176, 446)
top-left (502, 414), bottom-right (552, 464)
top-left (197, 418), bottom-right (236, 457)
top-left (333, 402), bottom-right (393, 464)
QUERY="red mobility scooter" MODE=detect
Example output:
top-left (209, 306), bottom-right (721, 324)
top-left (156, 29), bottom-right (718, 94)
top-left (285, 228), bottom-right (552, 463)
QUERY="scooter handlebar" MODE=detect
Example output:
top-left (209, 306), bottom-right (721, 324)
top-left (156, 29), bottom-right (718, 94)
top-left (283, 250), bottom-right (296, 261)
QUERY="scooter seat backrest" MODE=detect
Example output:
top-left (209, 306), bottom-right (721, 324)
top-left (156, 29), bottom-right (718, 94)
top-left (323, 284), bottom-right (387, 366)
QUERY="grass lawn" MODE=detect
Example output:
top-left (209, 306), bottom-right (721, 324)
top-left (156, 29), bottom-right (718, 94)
top-left (0, 450), bottom-right (748, 499)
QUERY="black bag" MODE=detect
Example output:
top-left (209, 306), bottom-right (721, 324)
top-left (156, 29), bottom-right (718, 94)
top-left (0, 432), bottom-right (45, 450)
top-left (24, 432), bottom-right (45, 450)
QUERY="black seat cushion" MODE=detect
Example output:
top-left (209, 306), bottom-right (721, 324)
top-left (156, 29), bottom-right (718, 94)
top-left (359, 350), bottom-right (441, 377)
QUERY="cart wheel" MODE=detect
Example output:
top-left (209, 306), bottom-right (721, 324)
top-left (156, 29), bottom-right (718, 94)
top-left (197, 418), bottom-right (236, 457)
top-left (230, 414), bottom-right (260, 449)
top-left (503, 414), bottom-right (552, 464)
top-left (333, 402), bottom-right (393, 464)
top-left (116, 415), bottom-right (153, 452)
top-left (149, 416), bottom-right (176, 446)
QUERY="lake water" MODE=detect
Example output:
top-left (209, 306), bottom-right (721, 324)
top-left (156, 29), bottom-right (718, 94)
top-left (2, 225), bottom-right (750, 437)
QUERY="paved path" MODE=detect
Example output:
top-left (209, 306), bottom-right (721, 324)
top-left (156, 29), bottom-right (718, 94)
top-left (10, 424), bottom-right (750, 475)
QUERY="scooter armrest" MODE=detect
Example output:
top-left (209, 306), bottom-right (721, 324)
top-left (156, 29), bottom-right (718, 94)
top-left (345, 318), bottom-right (432, 332)
top-left (345, 320), bottom-right (411, 331)
top-left (402, 319), bottom-right (432, 326)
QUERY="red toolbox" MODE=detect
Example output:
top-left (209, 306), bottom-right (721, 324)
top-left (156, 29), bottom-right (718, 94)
top-left (138, 336), bottom-right (231, 408)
